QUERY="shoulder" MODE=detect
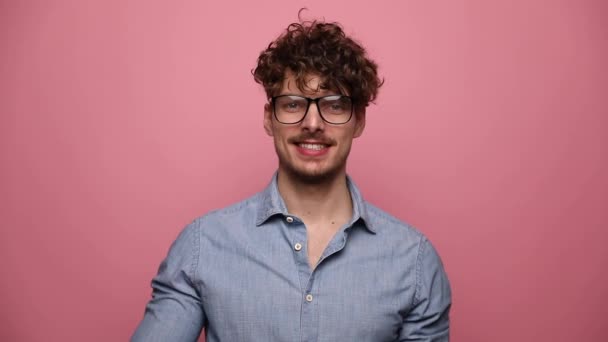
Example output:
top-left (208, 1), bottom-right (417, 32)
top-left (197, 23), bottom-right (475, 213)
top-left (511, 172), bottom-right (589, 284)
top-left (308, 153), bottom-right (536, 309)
top-left (361, 201), bottom-right (447, 263)
top-left (362, 200), bottom-right (450, 287)
top-left (363, 201), bottom-right (425, 241)
top-left (363, 201), bottom-right (445, 261)
top-left (189, 191), bottom-right (264, 234)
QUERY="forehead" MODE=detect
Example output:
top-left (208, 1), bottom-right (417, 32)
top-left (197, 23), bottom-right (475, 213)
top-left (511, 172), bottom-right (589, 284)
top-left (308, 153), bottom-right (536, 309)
top-left (279, 71), bottom-right (337, 96)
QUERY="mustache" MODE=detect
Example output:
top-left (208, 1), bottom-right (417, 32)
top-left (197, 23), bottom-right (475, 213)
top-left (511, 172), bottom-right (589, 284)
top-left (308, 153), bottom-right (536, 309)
top-left (288, 133), bottom-right (335, 145)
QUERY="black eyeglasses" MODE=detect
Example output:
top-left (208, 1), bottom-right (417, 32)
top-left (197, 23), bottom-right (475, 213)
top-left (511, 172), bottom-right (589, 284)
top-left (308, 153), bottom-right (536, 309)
top-left (271, 95), bottom-right (354, 124)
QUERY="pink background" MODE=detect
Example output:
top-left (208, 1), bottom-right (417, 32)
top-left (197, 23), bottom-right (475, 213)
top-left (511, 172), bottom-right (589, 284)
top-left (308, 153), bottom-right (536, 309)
top-left (1, 1), bottom-right (607, 341)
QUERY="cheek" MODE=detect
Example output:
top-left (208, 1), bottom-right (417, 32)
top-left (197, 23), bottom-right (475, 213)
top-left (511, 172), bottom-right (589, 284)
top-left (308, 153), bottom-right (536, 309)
top-left (336, 130), bottom-right (356, 147)
top-left (273, 129), bottom-right (292, 147)
top-left (277, 125), bottom-right (300, 139)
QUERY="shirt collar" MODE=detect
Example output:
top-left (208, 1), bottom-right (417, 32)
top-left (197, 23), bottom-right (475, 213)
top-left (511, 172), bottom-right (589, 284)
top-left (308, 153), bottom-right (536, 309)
top-left (255, 172), bottom-right (376, 234)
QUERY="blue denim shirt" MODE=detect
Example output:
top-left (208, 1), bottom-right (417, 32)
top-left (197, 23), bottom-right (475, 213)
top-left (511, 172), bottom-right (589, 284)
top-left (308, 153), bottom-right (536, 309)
top-left (132, 175), bottom-right (451, 341)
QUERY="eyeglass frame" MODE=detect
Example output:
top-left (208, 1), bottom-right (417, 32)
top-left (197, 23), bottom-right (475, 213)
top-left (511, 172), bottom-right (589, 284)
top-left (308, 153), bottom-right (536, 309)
top-left (270, 94), bottom-right (355, 125)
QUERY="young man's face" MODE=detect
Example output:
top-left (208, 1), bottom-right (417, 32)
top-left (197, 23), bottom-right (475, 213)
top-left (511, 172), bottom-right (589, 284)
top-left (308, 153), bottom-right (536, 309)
top-left (264, 72), bottom-right (366, 183)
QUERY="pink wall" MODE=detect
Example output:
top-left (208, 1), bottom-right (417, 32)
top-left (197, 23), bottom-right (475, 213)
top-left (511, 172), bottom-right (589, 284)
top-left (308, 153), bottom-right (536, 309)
top-left (1, 1), bottom-right (607, 341)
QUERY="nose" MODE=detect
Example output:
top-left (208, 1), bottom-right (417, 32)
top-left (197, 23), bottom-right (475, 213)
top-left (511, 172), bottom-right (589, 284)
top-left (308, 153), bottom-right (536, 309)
top-left (301, 101), bottom-right (325, 132)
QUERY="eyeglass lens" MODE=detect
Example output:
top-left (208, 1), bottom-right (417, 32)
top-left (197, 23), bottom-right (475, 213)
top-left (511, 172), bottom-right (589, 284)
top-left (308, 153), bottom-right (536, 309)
top-left (273, 95), bottom-right (353, 124)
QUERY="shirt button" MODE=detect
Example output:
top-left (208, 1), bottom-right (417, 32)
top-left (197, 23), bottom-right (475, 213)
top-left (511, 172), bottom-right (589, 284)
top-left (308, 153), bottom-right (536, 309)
top-left (286, 216), bottom-right (294, 223)
top-left (294, 243), bottom-right (302, 251)
top-left (305, 294), bottom-right (313, 302)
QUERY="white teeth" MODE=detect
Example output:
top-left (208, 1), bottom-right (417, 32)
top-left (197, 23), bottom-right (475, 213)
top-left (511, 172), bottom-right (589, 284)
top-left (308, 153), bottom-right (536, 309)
top-left (299, 143), bottom-right (326, 151)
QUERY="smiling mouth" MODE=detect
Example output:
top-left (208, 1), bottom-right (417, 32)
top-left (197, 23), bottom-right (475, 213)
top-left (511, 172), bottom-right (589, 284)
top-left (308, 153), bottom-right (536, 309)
top-left (297, 143), bottom-right (328, 151)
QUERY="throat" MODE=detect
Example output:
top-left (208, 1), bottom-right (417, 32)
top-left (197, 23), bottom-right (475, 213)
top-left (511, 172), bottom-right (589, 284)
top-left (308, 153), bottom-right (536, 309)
top-left (278, 171), bottom-right (353, 221)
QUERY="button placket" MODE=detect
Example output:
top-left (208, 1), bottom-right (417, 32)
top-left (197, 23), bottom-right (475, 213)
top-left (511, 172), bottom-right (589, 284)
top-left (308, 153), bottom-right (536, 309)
top-left (300, 272), bottom-right (320, 342)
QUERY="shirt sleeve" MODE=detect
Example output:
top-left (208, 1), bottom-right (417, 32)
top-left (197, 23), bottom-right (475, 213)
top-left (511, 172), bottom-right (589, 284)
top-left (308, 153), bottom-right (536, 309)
top-left (131, 220), bottom-right (205, 342)
top-left (399, 236), bottom-right (452, 341)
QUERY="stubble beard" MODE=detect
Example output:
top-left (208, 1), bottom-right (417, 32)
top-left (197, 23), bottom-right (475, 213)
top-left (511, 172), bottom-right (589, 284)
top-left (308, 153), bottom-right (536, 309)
top-left (276, 144), bottom-right (350, 186)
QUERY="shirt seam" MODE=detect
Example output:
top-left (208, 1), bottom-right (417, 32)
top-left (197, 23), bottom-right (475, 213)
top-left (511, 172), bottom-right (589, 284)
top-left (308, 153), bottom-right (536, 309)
top-left (189, 218), bottom-right (201, 294)
top-left (413, 235), bottom-right (426, 307)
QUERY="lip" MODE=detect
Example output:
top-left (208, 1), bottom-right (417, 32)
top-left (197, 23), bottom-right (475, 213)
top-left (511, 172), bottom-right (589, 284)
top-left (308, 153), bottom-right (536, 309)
top-left (297, 139), bottom-right (330, 144)
top-left (294, 141), bottom-right (331, 157)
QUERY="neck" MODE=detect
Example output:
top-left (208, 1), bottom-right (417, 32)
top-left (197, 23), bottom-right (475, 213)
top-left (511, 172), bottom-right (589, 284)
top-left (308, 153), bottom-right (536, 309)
top-left (277, 168), bottom-right (353, 225)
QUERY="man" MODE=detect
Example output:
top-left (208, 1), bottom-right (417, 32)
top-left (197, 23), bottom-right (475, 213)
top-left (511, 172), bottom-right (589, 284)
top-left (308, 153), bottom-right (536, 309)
top-left (132, 19), bottom-right (451, 342)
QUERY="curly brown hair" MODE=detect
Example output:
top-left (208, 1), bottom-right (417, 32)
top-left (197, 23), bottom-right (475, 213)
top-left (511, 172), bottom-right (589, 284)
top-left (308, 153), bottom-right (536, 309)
top-left (253, 19), bottom-right (383, 110)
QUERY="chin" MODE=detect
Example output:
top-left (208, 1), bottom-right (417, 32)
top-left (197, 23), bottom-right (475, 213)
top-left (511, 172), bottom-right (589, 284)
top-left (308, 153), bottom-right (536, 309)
top-left (281, 161), bottom-right (345, 185)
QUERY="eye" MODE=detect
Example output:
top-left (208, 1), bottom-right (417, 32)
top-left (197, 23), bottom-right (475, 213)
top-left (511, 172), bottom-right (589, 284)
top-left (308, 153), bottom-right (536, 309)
top-left (330, 102), bottom-right (345, 110)
top-left (281, 101), bottom-right (304, 113)
top-left (321, 96), bottom-right (352, 114)
top-left (276, 96), bottom-right (307, 113)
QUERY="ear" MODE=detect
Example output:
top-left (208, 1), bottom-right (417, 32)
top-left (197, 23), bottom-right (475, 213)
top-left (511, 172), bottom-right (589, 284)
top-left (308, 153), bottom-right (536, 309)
top-left (263, 103), bottom-right (274, 137)
top-left (353, 108), bottom-right (366, 138)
